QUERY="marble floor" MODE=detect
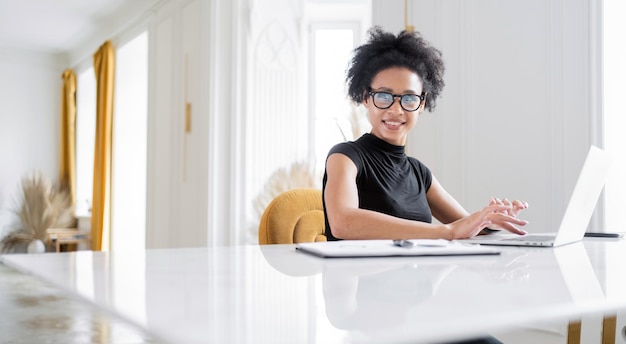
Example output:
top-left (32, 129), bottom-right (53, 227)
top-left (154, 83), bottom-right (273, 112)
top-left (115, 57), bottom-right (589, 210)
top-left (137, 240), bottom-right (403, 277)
top-left (0, 263), bottom-right (161, 344)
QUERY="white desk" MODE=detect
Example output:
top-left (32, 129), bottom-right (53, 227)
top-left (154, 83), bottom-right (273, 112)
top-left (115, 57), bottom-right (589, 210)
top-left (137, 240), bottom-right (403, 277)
top-left (1, 238), bottom-right (626, 343)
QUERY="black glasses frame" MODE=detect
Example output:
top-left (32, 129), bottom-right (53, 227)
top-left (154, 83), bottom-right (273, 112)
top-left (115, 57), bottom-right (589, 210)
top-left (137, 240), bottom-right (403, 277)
top-left (367, 91), bottom-right (425, 112)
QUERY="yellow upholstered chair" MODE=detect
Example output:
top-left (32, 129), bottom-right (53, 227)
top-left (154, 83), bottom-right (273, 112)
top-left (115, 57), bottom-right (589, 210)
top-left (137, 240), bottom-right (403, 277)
top-left (258, 188), bottom-right (327, 244)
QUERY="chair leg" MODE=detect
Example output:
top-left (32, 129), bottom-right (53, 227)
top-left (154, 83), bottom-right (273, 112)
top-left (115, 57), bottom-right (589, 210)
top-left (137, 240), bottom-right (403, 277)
top-left (602, 315), bottom-right (617, 344)
top-left (567, 315), bottom-right (617, 344)
top-left (567, 320), bottom-right (581, 344)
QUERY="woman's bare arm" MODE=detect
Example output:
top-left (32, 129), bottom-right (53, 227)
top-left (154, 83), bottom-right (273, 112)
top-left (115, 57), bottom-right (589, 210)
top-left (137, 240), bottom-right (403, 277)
top-left (427, 176), bottom-right (528, 234)
top-left (426, 176), bottom-right (469, 224)
top-left (324, 153), bottom-right (507, 240)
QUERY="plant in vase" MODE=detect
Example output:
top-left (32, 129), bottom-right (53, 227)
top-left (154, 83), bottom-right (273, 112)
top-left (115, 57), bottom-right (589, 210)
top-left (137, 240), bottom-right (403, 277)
top-left (0, 171), bottom-right (75, 253)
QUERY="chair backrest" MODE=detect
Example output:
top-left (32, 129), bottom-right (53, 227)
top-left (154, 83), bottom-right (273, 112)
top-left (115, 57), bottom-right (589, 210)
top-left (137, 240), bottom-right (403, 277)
top-left (258, 188), bottom-right (327, 244)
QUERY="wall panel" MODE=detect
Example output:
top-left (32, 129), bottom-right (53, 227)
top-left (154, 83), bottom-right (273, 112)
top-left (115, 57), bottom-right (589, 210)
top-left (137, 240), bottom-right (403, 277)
top-left (373, 0), bottom-right (596, 232)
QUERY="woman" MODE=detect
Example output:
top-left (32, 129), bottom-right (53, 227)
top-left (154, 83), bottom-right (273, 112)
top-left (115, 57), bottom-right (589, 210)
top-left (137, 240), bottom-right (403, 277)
top-left (323, 27), bottom-right (528, 241)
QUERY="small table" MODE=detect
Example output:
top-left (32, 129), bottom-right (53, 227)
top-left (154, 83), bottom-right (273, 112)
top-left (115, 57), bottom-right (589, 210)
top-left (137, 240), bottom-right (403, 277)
top-left (46, 228), bottom-right (91, 252)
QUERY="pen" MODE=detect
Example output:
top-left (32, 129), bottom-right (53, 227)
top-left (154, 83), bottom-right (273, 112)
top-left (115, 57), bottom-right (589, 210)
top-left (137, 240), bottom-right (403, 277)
top-left (393, 239), bottom-right (414, 248)
top-left (393, 239), bottom-right (451, 247)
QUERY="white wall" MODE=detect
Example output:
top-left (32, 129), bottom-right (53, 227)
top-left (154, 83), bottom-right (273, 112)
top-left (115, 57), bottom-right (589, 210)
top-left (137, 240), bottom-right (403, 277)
top-left (146, 0), bottom-right (212, 248)
top-left (373, 0), bottom-right (601, 233)
top-left (0, 48), bottom-right (62, 236)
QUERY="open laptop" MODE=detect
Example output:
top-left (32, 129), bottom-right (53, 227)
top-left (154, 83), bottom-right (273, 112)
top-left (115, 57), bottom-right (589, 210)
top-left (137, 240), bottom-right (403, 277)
top-left (461, 145), bottom-right (612, 247)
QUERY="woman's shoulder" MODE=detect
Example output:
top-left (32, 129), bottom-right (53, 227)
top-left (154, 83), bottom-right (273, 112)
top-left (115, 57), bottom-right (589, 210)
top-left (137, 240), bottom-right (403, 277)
top-left (328, 141), bottom-right (361, 163)
top-left (328, 136), bottom-right (367, 155)
top-left (327, 138), bottom-right (370, 170)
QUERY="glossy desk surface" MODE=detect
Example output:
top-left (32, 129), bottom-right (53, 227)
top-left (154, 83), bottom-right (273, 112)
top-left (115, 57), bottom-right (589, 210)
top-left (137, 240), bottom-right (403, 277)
top-left (2, 238), bottom-right (626, 343)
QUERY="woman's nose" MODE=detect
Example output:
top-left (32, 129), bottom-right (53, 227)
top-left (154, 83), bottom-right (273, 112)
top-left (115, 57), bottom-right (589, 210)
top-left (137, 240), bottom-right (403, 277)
top-left (388, 97), bottom-right (404, 113)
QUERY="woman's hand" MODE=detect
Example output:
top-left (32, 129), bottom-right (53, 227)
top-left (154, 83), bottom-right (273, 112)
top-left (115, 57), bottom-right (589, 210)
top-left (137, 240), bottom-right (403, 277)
top-left (484, 197), bottom-right (529, 234)
top-left (490, 197), bottom-right (528, 217)
top-left (447, 204), bottom-right (514, 239)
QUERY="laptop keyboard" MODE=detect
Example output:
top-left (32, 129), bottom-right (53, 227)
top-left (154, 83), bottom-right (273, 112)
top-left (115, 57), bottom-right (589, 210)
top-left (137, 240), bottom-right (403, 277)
top-left (504, 235), bottom-right (555, 242)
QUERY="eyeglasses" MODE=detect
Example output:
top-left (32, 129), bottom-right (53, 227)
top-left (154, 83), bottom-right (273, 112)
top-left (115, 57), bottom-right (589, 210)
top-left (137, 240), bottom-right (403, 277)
top-left (368, 91), bottom-right (424, 112)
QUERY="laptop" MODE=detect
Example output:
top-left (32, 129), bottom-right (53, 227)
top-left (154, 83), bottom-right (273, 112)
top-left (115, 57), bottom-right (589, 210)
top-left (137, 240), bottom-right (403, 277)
top-left (460, 145), bottom-right (612, 247)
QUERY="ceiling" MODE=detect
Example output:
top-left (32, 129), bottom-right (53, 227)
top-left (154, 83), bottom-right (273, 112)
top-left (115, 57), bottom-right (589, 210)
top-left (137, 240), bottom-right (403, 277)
top-left (0, 0), bottom-right (159, 54)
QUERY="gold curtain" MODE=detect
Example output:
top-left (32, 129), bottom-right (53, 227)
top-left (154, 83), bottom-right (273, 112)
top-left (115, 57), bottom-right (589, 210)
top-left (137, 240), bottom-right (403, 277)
top-left (91, 40), bottom-right (115, 251)
top-left (60, 69), bottom-right (77, 205)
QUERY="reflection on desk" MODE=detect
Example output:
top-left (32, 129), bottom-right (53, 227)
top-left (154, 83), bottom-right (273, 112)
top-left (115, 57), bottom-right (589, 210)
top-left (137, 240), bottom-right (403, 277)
top-left (0, 263), bottom-right (158, 343)
top-left (321, 260), bottom-right (457, 332)
top-left (268, 246), bottom-right (567, 342)
top-left (1, 239), bottom-right (625, 343)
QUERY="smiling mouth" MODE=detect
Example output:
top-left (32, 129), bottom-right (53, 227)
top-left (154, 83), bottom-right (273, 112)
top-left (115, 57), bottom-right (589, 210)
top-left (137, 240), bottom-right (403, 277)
top-left (383, 120), bottom-right (405, 129)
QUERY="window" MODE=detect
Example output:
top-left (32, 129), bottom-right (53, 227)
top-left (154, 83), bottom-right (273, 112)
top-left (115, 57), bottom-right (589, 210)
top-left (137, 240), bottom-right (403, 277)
top-left (241, 1), bottom-right (370, 244)
top-left (311, 26), bottom-right (370, 173)
top-left (111, 31), bottom-right (148, 252)
top-left (75, 68), bottom-right (96, 217)
top-left (603, 0), bottom-right (626, 231)
top-left (603, 0), bottom-right (626, 296)
top-left (75, 30), bottom-right (148, 252)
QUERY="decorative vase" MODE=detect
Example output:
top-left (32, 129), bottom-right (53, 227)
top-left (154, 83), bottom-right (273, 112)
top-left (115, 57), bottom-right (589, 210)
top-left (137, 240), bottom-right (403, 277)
top-left (27, 239), bottom-right (46, 254)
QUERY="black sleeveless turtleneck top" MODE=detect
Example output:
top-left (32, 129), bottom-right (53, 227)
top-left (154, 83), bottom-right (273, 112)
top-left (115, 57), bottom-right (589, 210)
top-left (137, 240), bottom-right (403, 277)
top-left (322, 133), bottom-right (433, 241)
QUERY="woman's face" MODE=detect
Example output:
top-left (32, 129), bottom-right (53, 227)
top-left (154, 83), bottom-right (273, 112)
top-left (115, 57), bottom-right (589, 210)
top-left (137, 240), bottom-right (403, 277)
top-left (363, 67), bottom-right (424, 146)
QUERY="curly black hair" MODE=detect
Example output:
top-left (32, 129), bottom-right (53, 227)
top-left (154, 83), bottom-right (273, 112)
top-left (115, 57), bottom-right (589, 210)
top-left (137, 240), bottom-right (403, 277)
top-left (346, 26), bottom-right (445, 112)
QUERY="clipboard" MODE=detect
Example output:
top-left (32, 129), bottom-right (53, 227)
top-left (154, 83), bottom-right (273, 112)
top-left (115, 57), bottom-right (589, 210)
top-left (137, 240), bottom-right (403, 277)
top-left (295, 240), bottom-right (500, 258)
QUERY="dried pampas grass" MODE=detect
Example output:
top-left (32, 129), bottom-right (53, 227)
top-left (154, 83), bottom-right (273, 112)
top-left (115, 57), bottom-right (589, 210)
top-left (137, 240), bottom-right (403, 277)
top-left (335, 103), bottom-right (371, 142)
top-left (252, 161), bottom-right (319, 221)
top-left (0, 172), bottom-right (75, 253)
